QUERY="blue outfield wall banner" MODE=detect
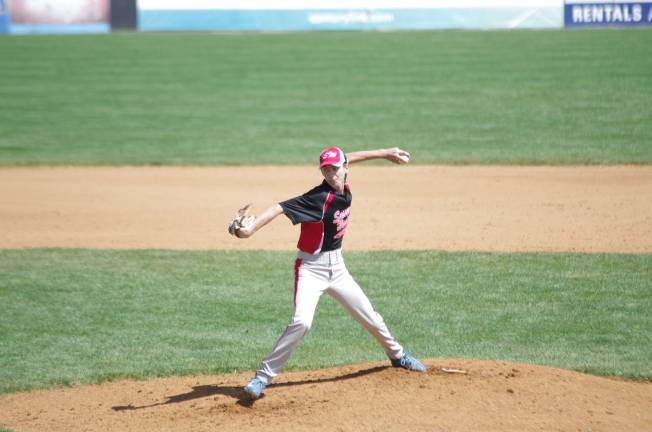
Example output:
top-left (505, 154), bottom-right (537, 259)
top-left (0, 0), bottom-right (9, 34)
top-left (137, 0), bottom-right (562, 31)
top-left (565, 1), bottom-right (652, 26)
top-left (139, 8), bottom-right (562, 31)
top-left (9, 23), bottom-right (110, 35)
top-left (138, 9), bottom-right (562, 31)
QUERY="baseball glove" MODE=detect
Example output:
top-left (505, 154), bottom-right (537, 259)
top-left (228, 204), bottom-right (255, 237)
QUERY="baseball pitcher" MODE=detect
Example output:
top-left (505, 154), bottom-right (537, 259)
top-left (229, 146), bottom-right (426, 400)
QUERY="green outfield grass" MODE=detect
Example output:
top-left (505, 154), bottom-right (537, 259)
top-left (0, 29), bottom-right (650, 165)
top-left (1, 249), bottom-right (650, 394)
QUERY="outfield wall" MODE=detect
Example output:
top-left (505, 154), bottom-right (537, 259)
top-left (0, 0), bottom-right (11, 33)
top-left (2, 0), bottom-right (651, 34)
top-left (138, 0), bottom-right (562, 31)
top-left (3, 0), bottom-right (110, 34)
top-left (564, 0), bottom-right (652, 27)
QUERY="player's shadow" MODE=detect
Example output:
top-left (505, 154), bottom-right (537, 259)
top-left (111, 365), bottom-right (388, 410)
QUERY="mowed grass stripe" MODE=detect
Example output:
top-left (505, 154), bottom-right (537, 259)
top-left (1, 249), bottom-right (650, 394)
top-left (0, 29), bottom-right (651, 165)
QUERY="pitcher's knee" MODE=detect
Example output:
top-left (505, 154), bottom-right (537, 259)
top-left (289, 318), bottom-right (312, 334)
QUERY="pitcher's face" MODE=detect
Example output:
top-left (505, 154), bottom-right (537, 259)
top-left (320, 164), bottom-right (347, 192)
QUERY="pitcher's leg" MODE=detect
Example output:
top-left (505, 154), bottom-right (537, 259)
top-left (256, 260), bottom-right (325, 383)
top-left (329, 268), bottom-right (403, 360)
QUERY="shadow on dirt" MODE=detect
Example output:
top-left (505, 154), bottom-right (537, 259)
top-left (111, 365), bottom-right (388, 410)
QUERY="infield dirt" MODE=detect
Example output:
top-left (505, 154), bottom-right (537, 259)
top-left (2, 165), bottom-right (652, 252)
top-left (1, 165), bottom-right (651, 431)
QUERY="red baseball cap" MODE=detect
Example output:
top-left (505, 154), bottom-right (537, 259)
top-left (319, 147), bottom-right (346, 168)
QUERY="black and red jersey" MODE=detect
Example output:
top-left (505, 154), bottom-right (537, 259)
top-left (279, 180), bottom-right (352, 254)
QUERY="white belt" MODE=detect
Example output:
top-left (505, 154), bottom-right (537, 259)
top-left (297, 248), bottom-right (343, 265)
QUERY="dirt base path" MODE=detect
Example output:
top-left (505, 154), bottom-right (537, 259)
top-left (1, 359), bottom-right (651, 432)
top-left (2, 165), bottom-right (652, 252)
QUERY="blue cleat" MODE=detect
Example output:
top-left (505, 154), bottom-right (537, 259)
top-left (391, 352), bottom-right (427, 372)
top-left (243, 377), bottom-right (268, 399)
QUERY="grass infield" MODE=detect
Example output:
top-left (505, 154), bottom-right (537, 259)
top-left (0, 29), bottom-right (651, 165)
top-left (1, 249), bottom-right (650, 394)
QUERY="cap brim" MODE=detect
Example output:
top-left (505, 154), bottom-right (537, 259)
top-left (320, 160), bottom-right (344, 168)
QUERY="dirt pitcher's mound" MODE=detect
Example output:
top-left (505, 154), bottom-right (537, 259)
top-left (1, 359), bottom-right (650, 432)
